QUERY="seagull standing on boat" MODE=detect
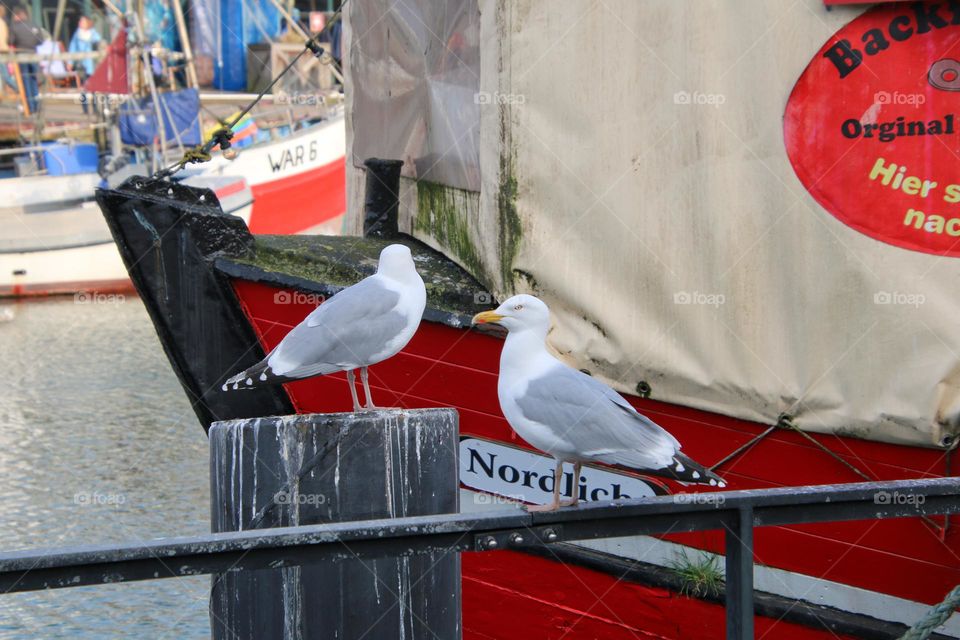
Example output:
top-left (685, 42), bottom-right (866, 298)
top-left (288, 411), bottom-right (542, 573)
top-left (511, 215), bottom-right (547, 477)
top-left (473, 294), bottom-right (725, 512)
top-left (222, 244), bottom-right (426, 411)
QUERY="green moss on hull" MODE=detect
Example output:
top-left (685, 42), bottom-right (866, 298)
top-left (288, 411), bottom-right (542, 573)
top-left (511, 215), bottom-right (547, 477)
top-left (228, 234), bottom-right (489, 319)
top-left (512, 269), bottom-right (539, 292)
top-left (407, 154), bottom-right (522, 297)
top-left (415, 180), bottom-right (489, 285)
top-left (497, 159), bottom-right (522, 289)
top-left (240, 235), bottom-right (376, 287)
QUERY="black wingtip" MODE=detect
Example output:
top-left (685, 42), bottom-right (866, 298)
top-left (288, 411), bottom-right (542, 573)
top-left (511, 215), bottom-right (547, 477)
top-left (660, 453), bottom-right (727, 488)
top-left (221, 360), bottom-right (286, 392)
top-left (611, 453), bottom-right (727, 488)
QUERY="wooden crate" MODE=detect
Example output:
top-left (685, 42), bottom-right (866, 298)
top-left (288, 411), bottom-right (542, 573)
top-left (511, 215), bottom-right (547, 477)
top-left (246, 42), bottom-right (334, 96)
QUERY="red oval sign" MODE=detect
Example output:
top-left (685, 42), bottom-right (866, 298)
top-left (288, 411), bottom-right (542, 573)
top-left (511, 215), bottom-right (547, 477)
top-left (784, 2), bottom-right (960, 257)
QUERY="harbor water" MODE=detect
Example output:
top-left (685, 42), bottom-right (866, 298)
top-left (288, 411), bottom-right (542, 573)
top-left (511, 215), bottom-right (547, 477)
top-left (0, 296), bottom-right (210, 638)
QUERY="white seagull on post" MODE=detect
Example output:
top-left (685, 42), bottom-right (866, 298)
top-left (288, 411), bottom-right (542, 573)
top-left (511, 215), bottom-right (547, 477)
top-left (222, 243), bottom-right (426, 411)
top-left (473, 294), bottom-right (725, 512)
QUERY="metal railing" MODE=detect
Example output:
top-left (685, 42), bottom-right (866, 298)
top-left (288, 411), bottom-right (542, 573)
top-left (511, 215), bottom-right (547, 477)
top-left (0, 477), bottom-right (957, 639)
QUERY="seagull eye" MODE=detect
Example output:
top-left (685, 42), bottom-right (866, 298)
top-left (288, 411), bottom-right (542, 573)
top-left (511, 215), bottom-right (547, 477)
top-left (514, 304), bottom-right (523, 311)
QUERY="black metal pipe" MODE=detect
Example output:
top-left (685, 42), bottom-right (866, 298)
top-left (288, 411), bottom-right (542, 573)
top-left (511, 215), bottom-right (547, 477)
top-left (363, 158), bottom-right (403, 238)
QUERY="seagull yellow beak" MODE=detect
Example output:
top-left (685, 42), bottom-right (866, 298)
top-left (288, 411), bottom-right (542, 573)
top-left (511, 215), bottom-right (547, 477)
top-left (472, 310), bottom-right (505, 325)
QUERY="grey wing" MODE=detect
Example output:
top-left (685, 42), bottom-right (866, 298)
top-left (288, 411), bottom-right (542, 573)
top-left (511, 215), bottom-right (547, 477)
top-left (516, 365), bottom-right (680, 469)
top-left (267, 277), bottom-right (405, 377)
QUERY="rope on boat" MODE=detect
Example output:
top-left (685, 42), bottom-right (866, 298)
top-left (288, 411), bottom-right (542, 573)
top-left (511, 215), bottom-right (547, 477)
top-left (153, 2), bottom-right (347, 180)
top-left (899, 584), bottom-right (960, 640)
top-left (708, 424), bottom-right (777, 472)
top-left (711, 414), bottom-right (951, 535)
top-left (710, 414), bottom-right (873, 481)
top-left (776, 415), bottom-right (874, 481)
top-left (707, 412), bottom-right (960, 536)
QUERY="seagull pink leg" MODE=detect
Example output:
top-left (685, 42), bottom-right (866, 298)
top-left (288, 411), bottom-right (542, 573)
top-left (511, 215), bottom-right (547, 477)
top-left (560, 462), bottom-right (581, 507)
top-left (346, 370), bottom-right (362, 412)
top-left (527, 460), bottom-right (563, 512)
top-left (360, 366), bottom-right (378, 409)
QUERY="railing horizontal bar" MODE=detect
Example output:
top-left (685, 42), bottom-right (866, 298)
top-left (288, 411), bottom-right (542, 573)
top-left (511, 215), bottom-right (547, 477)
top-left (0, 533), bottom-right (476, 594)
top-left (0, 477), bottom-right (956, 594)
top-left (555, 511), bottom-right (737, 542)
top-left (526, 477), bottom-right (960, 525)
top-left (755, 493), bottom-right (960, 527)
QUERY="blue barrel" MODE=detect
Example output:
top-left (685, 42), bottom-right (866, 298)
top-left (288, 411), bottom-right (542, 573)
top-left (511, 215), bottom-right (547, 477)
top-left (42, 143), bottom-right (99, 176)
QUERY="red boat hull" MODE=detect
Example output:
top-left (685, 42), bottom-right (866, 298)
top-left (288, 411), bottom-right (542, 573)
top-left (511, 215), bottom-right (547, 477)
top-left (462, 553), bottom-right (858, 640)
top-left (247, 158), bottom-right (346, 235)
top-left (231, 278), bottom-right (958, 639)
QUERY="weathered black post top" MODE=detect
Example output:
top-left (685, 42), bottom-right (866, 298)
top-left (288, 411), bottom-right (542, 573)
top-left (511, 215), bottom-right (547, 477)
top-left (209, 408), bottom-right (461, 640)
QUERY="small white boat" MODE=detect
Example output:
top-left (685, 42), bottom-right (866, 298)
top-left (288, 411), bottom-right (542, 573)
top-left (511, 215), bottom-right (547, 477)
top-left (0, 172), bottom-right (101, 215)
top-left (0, 113), bottom-right (345, 298)
top-left (0, 173), bottom-right (253, 297)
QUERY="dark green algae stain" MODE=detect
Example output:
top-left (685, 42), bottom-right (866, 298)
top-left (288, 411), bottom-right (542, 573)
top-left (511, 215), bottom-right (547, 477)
top-left (414, 180), bottom-right (489, 286)
top-left (413, 162), bottom-right (523, 296)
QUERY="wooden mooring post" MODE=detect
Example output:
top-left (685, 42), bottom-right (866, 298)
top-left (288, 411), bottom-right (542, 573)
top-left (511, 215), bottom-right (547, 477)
top-left (209, 409), bottom-right (461, 640)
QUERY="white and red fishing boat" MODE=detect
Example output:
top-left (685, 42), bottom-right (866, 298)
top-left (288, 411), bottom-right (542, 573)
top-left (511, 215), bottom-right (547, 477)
top-left (195, 112), bottom-right (345, 236)
top-left (0, 23), bottom-right (346, 298)
top-left (95, 1), bottom-right (960, 639)
top-left (0, 112), bottom-right (346, 298)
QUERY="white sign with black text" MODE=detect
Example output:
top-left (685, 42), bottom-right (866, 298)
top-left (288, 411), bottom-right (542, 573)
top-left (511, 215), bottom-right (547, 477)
top-left (459, 437), bottom-right (662, 506)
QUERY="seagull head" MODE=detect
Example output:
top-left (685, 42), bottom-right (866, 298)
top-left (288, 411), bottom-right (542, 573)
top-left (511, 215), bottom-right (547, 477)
top-left (377, 244), bottom-right (417, 279)
top-left (472, 294), bottom-right (550, 335)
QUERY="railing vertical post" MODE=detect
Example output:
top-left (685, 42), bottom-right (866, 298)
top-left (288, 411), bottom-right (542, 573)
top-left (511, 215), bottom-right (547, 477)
top-left (209, 409), bottom-right (461, 639)
top-left (725, 505), bottom-right (755, 640)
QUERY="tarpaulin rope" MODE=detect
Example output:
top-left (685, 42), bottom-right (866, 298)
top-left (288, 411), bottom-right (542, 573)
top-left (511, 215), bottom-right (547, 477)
top-left (773, 423), bottom-right (942, 550)
top-left (777, 415), bottom-right (874, 481)
top-left (710, 414), bottom-right (872, 482)
top-left (709, 424), bottom-right (777, 472)
top-left (899, 584), bottom-right (960, 640)
top-left (711, 414), bottom-right (952, 534)
top-left (154, 2), bottom-right (347, 180)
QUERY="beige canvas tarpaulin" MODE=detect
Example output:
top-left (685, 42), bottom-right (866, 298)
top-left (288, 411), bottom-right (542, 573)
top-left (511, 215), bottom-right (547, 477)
top-left (345, 0), bottom-right (960, 449)
top-left (348, 0), bottom-right (481, 191)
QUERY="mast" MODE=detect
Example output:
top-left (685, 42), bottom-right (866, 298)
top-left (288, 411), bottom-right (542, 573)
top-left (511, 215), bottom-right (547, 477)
top-left (129, 11), bottom-right (168, 173)
top-left (170, 0), bottom-right (198, 89)
top-left (52, 0), bottom-right (67, 44)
